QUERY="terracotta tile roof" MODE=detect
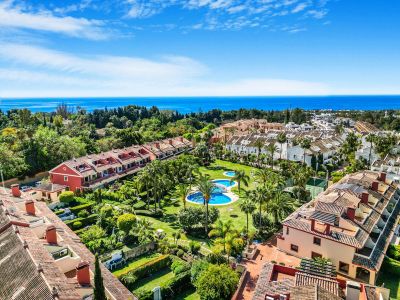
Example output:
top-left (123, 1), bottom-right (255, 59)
top-left (294, 272), bottom-right (341, 296)
top-left (291, 285), bottom-right (342, 300)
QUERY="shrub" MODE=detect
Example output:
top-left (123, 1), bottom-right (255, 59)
top-left (59, 191), bottom-right (74, 204)
top-left (382, 257), bottom-right (400, 276)
top-left (171, 257), bottom-right (190, 275)
top-left (189, 241), bottom-right (201, 255)
top-left (133, 201), bottom-right (147, 210)
top-left (195, 264), bottom-right (239, 300)
top-left (65, 214), bottom-right (98, 228)
top-left (135, 209), bottom-right (163, 218)
top-left (70, 202), bottom-right (94, 214)
top-left (178, 206), bottom-right (219, 231)
top-left (72, 221), bottom-right (83, 230)
top-left (387, 244), bottom-right (400, 261)
top-left (191, 260), bottom-right (210, 284)
top-left (177, 249), bottom-right (184, 258)
top-left (78, 209), bottom-right (89, 218)
top-left (117, 213), bottom-right (136, 234)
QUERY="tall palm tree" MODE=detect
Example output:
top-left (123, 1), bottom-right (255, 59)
top-left (209, 220), bottom-right (236, 249)
top-left (214, 232), bottom-right (242, 263)
top-left (266, 143), bottom-right (278, 169)
top-left (277, 132), bottom-right (287, 160)
top-left (197, 175), bottom-right (217, 234)
top-left (268, 191), bottom-right (297, 225)
top-left (239, 197), bottom-right (256, 234)
top-left (177, 183), bottom-right (191, 209)
top-left (254, 168), bottom-right (271, 187)
top-left (253, 139), bottom-right (265, 167)
top-left (365, 133), bottom-right (376, 167)
top-left (231, 170), bottom-right (249, 193)
top-left (300, 138), bottom-right (311, 165)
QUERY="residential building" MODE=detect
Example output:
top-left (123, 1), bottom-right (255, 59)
top-left (33, 182), bottom-right (68, 202)
top-left (252, 262), bottom-right (389, 300)
top-left (277, 171), bottom-right (400, 285)
top-left (49, 136), bottom-right (192, 192)
top-left (226, 131), bottom-right (343, 166)
top-left (0, 185), bottom-right (135, 300)
top-left (354, 122), bottom-right (379, 134)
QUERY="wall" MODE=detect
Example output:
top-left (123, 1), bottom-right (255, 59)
top-left (3, 171), bottom-right (48, 187)
top-left (278, 225), bottom-right (358, 279)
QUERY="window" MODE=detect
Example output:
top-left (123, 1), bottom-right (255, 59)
top-left (311, 252), bottom-right (322, 259)
top-left (64, 176), bottom-right (68, 182)
top-left (290, 244), bottom-right (298, 252)
top-left (339, 261), bottom-right (349, 274)
top-left (313, 237), bottom-right (321, 246)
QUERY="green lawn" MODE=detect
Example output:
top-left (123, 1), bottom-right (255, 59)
top-left (377, 271), bottom-right (400, 300)
top-left (112, 252), bottom-right (161, 277)
top-left (140, 160), bottom-right (259, 246)
top-left (132, 268), bottom-right (175, 294)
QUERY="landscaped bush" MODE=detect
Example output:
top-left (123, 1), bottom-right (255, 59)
top-left (77, 209), bottom-right (89, 218)
top-left (382, 257), bottom-right (400, 276)
top-left (178, 206), bottom-right (219, 232)
top-left (195, 264), bottom-right (239, 300)
top-left (176, 249), bottom-right (184, 258)
top-left (171, 256), bottom-right (190, 275)
top-left (59, 191), bottom-right (74, 204)
top-left (191, 260), bottom-right (210, 284)
top-left (69, 202), bottom-right (93, 213)
top-left (118, 255), bottom-right (171, 287)
top-left (65, 214), bottom-right (98, 229)
top-left (72, 221), bottom-right (83, 230)
top-left (189, 241), bottom-right (201, 255)
top-left (387, 244), bottom-right (400, 261)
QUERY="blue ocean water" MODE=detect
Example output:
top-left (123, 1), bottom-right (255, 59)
top-left (1, 95), bottom-right (400, 113)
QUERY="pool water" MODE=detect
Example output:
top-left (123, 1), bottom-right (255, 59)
top-left (224, 171), bottom-right (236, 177)
top-left (187, 191), bottom-right (233, 205)
top-left (213, 179), bottom-right (236, 187)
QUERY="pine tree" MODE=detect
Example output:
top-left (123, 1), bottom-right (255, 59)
top-left (94, 255), bottom-right (107, 300)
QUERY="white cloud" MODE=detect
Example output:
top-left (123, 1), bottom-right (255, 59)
top-left (0, 42), bottom-right (330, 97)
top-left (0, 1), bottom-right (108, 40)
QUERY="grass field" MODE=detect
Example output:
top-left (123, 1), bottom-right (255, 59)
top-left (132, 268), bottom-right (175, 294)
top-left (140, 160), bottom-right (258, 245)
top-left (175, 288), bottom-right (200, 300)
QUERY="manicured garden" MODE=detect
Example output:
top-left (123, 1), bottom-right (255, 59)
top-left (377, 244), bottom-right (400, 300)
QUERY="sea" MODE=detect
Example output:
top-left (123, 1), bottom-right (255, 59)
top-left (1, 95), bottom-right (400, 113)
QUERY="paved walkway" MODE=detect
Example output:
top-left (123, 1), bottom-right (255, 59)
top-left (238, 235), bottom-right (301, 300)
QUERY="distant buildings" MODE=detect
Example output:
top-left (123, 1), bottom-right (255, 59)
top-left (277, 171), bottom-right (400, 285)
top-left (0, 185), bottom-right (135, 300)
top-left (49, 137), bottom-right (192, 192)
top-left (225, 130), bottom-right (344, 167)
top-left (355, 122), bottom-right (379, 134)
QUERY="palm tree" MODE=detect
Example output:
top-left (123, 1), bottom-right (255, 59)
top-left (135, 218), bottom-right (155, 244)
top-left (231, 170), bottom-right (249, 193)
top-left (266, 143), bottom-right (278, 169)
top-left (300, 138), bottom-right (311, 165)
top-left (214, 232), bottom-right (242, 263)
top-left (197, 175), bottom-right (217, 234)
top-left (254, 168), bottom-right (271, 187)
top-left (268, 191), bottom-right (297, 225)
top-left (277, 132), bottom-right (287, 160)
top-left (177, 183), bottom-right (191, 209)
top-left (239, 197), bottom-right (256, 234)
top-left (366, 133), bottom-right (376, 166)
top-left (253, 139), bottom-right (265, 167)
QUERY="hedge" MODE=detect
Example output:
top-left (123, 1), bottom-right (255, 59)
top-left (65, 214), bottom-right (98, 230)
top-left (387, 244), bottom-right (400, 261)
top-left (117, 254), bottom-right (171, 285)
top-left (382, 256), bottom-right (400, 276)
top-left (69, 202), bottom-right (94, 214)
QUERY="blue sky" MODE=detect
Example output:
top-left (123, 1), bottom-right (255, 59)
top-left (0, 0), bottom-right (399, 97)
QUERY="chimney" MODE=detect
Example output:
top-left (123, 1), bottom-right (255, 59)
top-left (379, 172), bottom-right (386, 182)
top-left (360, 192), bottom-right (369, 204)
top-left (46, 225), bottom-right (57, 244)
top-left (11, 184), bottom-right (21, 197)
top-left (347, 208), bottom-right (355, 220)
top-left (155, 142), bottom-right (160, 149)
top-left (311, 219), bottom-right (316, 231)
top-left (25, 199), bottom-right (35, 215)
top-left (346, 281), bottom-right (361, 300)
top-left (371, 181), bottom-right (379, 191)
top-left (76, 261), bottom-right (91, 285)
top-left (324, 224), bottom-right (331, 235)
top-left (168, 139), bottom-right (173, 145)
top-left (179, 137), bottom-right (183, 142)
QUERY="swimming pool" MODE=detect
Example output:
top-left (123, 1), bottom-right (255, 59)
top-left (187, 191), bottom-right (233, 205)
top-left (213, 179), bottom-right (236, 188)
top-left (186, 179), bottom-right (237, 205)
top-left (223, 171), bottom-right (236, 177)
